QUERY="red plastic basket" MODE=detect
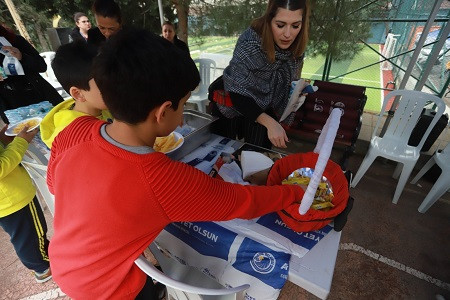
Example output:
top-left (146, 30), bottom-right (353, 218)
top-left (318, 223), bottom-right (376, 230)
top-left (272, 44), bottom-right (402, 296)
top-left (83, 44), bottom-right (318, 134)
top-left (267, 152), bottom-right (350, 232)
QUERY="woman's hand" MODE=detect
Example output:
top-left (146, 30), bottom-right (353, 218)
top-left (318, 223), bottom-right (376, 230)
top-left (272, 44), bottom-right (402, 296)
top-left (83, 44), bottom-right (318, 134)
top-left (2, 46), bottom-right (22, 60)
top-left (17, 126), bottom-right (38, 143)
top-left (256, 113), bottom-right (289, 148)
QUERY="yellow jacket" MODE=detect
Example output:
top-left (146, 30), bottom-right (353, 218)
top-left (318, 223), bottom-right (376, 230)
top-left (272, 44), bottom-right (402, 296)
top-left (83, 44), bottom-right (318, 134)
top-left (40, 98), bottom-right (112, 149)
top-left (0, 137), bottom-right (36, 218)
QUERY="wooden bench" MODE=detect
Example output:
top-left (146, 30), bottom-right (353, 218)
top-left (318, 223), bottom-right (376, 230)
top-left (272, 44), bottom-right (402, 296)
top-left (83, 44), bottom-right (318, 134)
top-left (285, 80), bottom-right (367, 170)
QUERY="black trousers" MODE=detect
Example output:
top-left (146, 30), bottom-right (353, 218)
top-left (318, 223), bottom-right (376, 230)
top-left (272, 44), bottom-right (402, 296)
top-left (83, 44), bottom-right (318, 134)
top-left (211, 102), bottom-right (272, 149)
top-left (135, 276), bottom-right (158, 300)
top-left (0, 196), bottom-right (50, 273)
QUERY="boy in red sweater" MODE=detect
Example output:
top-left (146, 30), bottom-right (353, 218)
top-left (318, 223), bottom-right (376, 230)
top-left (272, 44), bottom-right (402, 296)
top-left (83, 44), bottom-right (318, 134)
top-left (47, 28), bottom-right (306, 299)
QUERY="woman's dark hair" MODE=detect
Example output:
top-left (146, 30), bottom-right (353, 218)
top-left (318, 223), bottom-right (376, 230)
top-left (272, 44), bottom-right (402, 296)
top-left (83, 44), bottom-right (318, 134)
top-left (93, 28), bottom-right (200, 124)
top-left (73, 12), bottom-right (87, 23)
top-left (92, 0), bottom-right (122, 24)
top-left (162, 21), bottom-right (175, 28)
top-left (52, 41), bottom-right (98, 93)
top-left (0, 24), bottom-right (16, 43)
top-left (251, 0), bottom-right (310, 62)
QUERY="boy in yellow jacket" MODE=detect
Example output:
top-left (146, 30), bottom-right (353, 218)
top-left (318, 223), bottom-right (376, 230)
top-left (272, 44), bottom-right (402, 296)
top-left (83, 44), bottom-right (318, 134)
top-left (40, 41), bottom-right (111, 149)
top-left (0, 124), bottom-right (52, 282)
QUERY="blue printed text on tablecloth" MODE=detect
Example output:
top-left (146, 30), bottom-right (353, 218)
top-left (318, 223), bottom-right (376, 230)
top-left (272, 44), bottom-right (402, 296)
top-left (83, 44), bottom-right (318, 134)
top-left (256, 213), bottom-right (332, 250)
top-left (165, 221), bottom-right (237, 260)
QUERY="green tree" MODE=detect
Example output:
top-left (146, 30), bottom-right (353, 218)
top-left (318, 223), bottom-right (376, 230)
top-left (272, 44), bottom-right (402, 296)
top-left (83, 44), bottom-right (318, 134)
top-left (189, 0), bottom-right (266, 36)
top-left (40, 0), bottom-right (175, 33)
top-left (0, 1), bottom-right (54, 52)
top-left (308, 0), bottom-right (376, 60)
top-left (308, 0), bottom-right (379, 79)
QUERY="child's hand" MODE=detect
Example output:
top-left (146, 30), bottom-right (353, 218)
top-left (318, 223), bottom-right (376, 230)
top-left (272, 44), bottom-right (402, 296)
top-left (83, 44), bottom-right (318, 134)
top-left (0, 125), bottom-right (14, 145)
top-left (16, 126), bottom-right (38, 143)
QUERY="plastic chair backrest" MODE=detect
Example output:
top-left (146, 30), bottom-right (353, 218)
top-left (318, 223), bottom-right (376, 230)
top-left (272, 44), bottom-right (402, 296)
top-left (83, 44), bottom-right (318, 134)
top-left (193, 58), bottom-right (216, 96)
top-left (39, 51), bottom-right (57, 82)
top-left (134, 254), bottom-right (249, 300)
top-left (373, 90), bottom-right (446, 151)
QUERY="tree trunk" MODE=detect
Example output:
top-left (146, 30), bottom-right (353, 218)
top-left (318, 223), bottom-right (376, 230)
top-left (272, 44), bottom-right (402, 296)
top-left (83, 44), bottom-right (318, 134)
top-left (35, 25), bottom-right (50, 52)
top-left (171, 0), bottom-right (190, 45)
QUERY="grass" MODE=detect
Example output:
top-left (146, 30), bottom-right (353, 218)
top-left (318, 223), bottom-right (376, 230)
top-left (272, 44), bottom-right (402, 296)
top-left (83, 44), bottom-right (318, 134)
top-left (190, 37), bottom-right (383, 112)
top-left (302, 45), bottom-right (383, 112)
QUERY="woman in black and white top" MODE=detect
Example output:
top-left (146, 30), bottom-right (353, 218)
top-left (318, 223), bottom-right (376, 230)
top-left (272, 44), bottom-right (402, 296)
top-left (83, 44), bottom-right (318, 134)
top-left (212, 0), bottom-right (309, 149)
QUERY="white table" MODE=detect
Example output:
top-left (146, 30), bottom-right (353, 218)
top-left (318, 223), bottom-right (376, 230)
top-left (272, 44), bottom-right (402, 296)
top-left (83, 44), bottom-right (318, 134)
top-left (287, 230), bottom-right (341, 299)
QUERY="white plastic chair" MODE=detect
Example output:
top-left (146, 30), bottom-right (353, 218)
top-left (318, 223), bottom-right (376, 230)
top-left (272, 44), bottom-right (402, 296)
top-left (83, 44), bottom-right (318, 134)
top-left (39, 51), bottom-right (57, 82)
top-left (21, 145), bottom-right (54, 216)
top-left (188, 58), bottom-right (216, 113)
top-left (135, 243), bottom-right (249, 300)
top-left (39, 51), bottom-right (70, 99)
top-left (351, 90), bottom-right (446, 204)
top-left (21, 159), bottom-right (54, 216)
top-left (410, 141), bottom-right (450, 213)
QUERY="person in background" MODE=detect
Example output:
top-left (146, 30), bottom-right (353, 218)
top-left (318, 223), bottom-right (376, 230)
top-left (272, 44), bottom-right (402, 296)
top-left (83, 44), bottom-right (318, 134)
top-left (47, 28), bottom-right (306, 299)
top-left (211, 0), bottom-right (309, 149)
top-left (0, 24), bottom-right (63, 123)
top-left (161, 21), bottom-right (190, 55)
top-left (0, 124), bottom-right (52, 283)
top-left (88, 0), bottom-right (122, 49)
top-left (69, 12), bottom-right (91, 42)
top-left (40, 41), bottom-right (111, 149)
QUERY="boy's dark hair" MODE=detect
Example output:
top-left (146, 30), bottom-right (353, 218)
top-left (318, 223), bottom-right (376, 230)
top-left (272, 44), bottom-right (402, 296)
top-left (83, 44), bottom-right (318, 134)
top-left (92, 28), bottom-right (200, 124)
top-left (52, 41), bottom-right (98, 93)
top-left (92, 0), bottom-right (122, 24)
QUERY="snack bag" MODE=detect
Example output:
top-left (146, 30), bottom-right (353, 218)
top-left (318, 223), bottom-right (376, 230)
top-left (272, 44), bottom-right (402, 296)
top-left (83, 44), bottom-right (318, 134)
top-left (280, 79), bottom-right (318, 122)
top-left (281, 167), bottom-right (335, 211)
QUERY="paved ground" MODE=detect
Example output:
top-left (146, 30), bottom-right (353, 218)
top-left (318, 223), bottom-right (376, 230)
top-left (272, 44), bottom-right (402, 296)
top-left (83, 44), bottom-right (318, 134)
top-left (1, 107), bottom-right (449, 299)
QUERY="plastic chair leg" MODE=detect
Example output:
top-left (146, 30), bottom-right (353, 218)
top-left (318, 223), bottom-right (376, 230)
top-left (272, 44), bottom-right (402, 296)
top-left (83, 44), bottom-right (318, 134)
top-left (351, 151), bottom-right (377, 188)
top-left (410, 156), bottom-right (436, 184)
top-left (418, 175), bottom-right (450, 213)
top-left (392, 163), bottom-right (402, 179)
top-left (392, 162), bottom-right (415, 204)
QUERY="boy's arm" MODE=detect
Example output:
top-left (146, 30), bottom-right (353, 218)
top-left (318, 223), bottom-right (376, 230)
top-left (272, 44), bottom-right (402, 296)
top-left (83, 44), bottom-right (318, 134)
top-left (0, 137), bottom-right (29, 179)
top-left (152, 159), bottom-right (304, 223)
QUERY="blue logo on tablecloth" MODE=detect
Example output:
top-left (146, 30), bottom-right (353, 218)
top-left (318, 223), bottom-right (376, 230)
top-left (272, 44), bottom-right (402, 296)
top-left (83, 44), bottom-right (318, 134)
top-left (233, 238), bottom-right (289, 289)
top-left (250, 252), bottom-right (276, 274)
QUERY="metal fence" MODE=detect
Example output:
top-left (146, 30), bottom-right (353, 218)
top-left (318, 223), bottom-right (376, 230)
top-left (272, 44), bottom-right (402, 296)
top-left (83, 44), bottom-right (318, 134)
top-left (188, 0), bottom-right (450, 112)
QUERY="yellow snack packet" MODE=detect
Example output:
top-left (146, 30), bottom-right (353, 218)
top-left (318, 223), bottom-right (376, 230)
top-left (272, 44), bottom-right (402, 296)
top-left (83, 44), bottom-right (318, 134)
top-left (281, 167), bottom-right (334, 211)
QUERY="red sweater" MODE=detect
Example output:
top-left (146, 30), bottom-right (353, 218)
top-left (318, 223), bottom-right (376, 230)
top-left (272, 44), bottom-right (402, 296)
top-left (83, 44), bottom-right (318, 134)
top-left (47, 116), bottom-right (305, 299)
